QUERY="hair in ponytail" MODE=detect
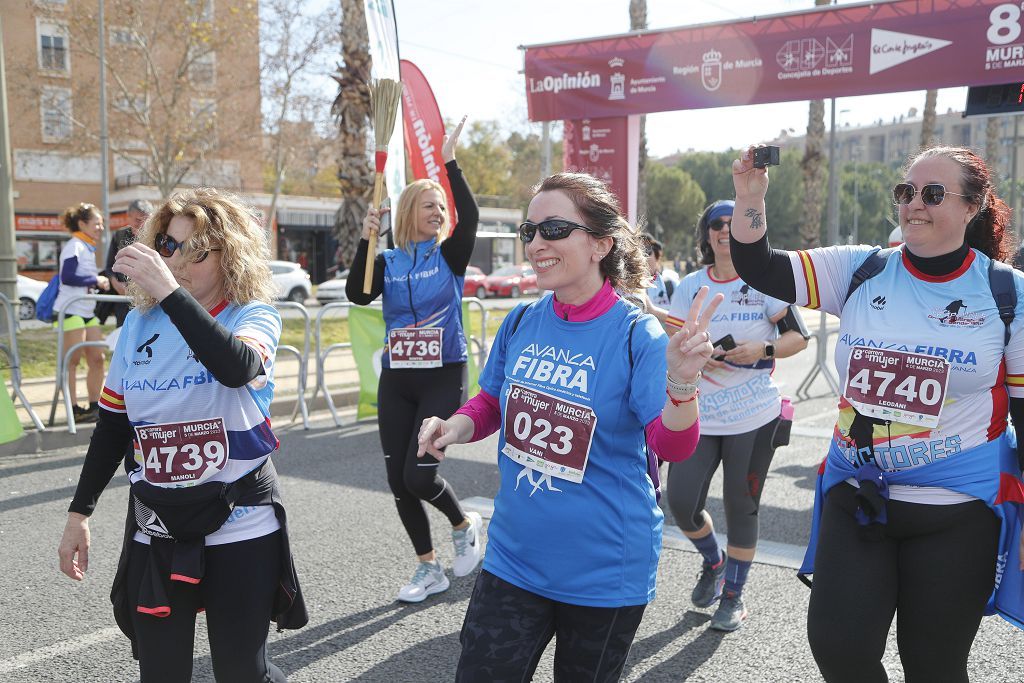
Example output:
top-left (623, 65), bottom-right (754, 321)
top-left (61, 203), bottom-right (101, 233)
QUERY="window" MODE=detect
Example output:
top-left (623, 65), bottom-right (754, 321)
top-left (189, 51), bottom-right (216, 88)
top-left (187, 0), bottom-right (214, 22)
top-left (40, 87), bottom-right (72, 142)
top-left (109, 26), bottom-right (142, 48)
top-left (38, 22), bottom-right (68, 73)
top-left (113, 94), bottom-right (148, 116)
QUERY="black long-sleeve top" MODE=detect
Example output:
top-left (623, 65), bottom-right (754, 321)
top-left (346, 160), bottom-right (479, 304)
top-left (68, 288), bottom-right (266, 516)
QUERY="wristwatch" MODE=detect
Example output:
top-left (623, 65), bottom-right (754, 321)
top-left (763, 342), bottom-right (776, 359)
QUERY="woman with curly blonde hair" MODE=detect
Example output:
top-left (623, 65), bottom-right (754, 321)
top-left (58, 187), bottom-right (306, 682)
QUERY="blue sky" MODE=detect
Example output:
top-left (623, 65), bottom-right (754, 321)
top-left (391, 0), bottom-right (969, 155)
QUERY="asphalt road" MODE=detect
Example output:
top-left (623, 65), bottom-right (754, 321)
top-left (1, 348), bottom-right (1022, 682)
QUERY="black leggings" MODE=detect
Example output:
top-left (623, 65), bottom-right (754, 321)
top-left (378, 363), bottom-right (468, 555)
top-left (456, 570), bottom-right (646, 683)
top-left (807, 483), bottom-right (1000, 683)
top-left (666, 418), bottom-right (779, 549)
top-left (125, 531), bottom-right (285, 682)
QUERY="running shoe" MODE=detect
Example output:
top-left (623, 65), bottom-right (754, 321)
top-left (72, 405), bottom-right (98, 424)
top-left (691, 553), bottom-right (726, 608)
top-left (397, 561), bottom-right (449, 603)
top-left (452, 511), bottom-right (484, 577)
top-left (709, 591), bottom-right (747, 632)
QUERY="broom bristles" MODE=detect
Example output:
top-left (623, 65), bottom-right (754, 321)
top-left (369, 78), bottom-right (403, 150)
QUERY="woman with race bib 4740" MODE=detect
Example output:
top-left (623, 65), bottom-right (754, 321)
top-left (346, 116), bottom-right (485, 603)
top-left (417, 172), bottom-right (721, 681)
top-left (729, 144), bottom-right (1024, 683)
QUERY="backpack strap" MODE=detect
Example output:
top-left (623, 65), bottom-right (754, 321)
top-left (845, 247), bottom-right (895, 303)
top-left (509, 302), bottom-right (533, 336)
top-left (989, 259), bottom-right (1017, 346)
top-left (627, 316), bottom-right (640, 368)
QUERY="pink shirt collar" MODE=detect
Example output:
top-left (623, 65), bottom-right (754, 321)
top-left (550, 279), bottom-right (619, 322)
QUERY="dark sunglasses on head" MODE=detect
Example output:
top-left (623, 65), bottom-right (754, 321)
top-left (708, 218), bottom-right (732, 231)
top-left (155, 232), bottom-right (222, 263)
top-left (518, 219), bottom-right (599, 243)
top-left (892, 183), bottom-right (968, 207)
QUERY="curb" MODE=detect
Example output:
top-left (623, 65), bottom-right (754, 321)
top-left (1, 386), bottom-right (362, 457)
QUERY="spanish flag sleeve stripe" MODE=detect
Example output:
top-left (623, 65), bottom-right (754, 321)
top-left (1005, 374), bottom-right (1024, 387)
top-left (665, 315), bottom-right (686, 330)
top-left (798, 250), bottom-right (820, 310)
top-left (99, 386), bottom-right (127, 412)
top-left (236, 335), bottom-right (271, 363)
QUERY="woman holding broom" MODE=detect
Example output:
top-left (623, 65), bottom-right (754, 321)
top-left (346, 115), bottom-right (484, 603)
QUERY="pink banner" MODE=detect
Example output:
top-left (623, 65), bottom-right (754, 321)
top-left (400, 59), bottom-right (457, 229)
top-left (525, 0), bottom-right (1024, 121)
top-left (563, 116), bottom-right (638, 223)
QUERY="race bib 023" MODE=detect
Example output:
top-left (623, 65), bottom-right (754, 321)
top-left (389, 327), bottom-right (443, 368)
top-left (134, 418), bottom-right (230, 486)
top-left (844, 346), bottom-right (950, 428)
top-left (502, 383), bottom-right (597, 483)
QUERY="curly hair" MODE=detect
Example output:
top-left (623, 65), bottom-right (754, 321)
top-left (533, 173), bottom-right (651, 293)
top-left (61, 203), bottom-right (101, 233)
top-left (393, 179), bottom-right (449, 250)
top-left (905, 146), bottom-right (1014, 261)
top-left (130, 188), bottom-right (277, 311)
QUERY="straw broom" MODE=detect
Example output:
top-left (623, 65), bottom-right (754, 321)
top-left (364, 78), bottom-right (404, 294)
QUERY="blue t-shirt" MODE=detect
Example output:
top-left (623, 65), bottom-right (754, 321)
top-left (479, 294), bottom-right (668, 607)
top-left (380, 238), bottom-right (467, 367)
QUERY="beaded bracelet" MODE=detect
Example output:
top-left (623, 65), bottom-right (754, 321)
top-left (666, 371), bottom-right (700, 396)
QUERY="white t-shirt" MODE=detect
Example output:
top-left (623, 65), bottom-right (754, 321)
top-left (54, 236), bottom-right (99, 319)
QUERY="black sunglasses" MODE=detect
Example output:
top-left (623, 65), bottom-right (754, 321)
top-left (518, 219), bottom-right (599, 243)
top-left (892, 183), bottom-right (968, 207)
top-left (155, 232), bottom-right (222, 263)
top-left (708, 218), bottom-right (732, 231)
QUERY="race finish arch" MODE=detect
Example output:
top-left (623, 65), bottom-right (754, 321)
top-left (521, 0), bottom-right (1024, 223)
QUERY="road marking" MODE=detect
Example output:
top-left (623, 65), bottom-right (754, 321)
top-left (792, 425), bottom-right (834, 439)
top-left (0, 627), bottom-right (122, 674)
top-left (461, 496), bottom-right (807, 571)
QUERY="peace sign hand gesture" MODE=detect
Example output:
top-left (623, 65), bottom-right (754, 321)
top-left (666, 286), bottom-right (724, 383)
top-left (442, 115), bottom-right (468, 163)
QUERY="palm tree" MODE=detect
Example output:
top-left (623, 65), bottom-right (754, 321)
top-left (630, 0), bottom-right (648, 224)
top-left (920, 89), bottom-right (938, 149)
top-left (332, 0), bottom-right (374, 272)
top-left (799, 0), bottom-right (831, 249)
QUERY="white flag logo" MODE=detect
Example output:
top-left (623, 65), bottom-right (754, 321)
top-left (869, 28), bottom-right (951, 75)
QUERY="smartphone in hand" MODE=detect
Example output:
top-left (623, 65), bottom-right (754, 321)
top-left (712, 334), bottom-right (736, 361)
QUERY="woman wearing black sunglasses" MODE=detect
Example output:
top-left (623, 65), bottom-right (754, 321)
top-left (418, 172), bottom-right (722, 681)
top-left (729, 144), bottom-right (1024, 682)
top-left (654, 199), bottom-right (809, 633)
top-left (58, 188), bottom-right (306, 682)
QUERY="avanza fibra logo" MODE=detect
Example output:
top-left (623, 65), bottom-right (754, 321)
top-left (928, 300), bottom-right (985, 328)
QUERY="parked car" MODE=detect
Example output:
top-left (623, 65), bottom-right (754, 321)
top-left (270, 260), bottom-right (312, 303)
top-left (463, 265), bottom-right (487, 299)
top-left (316, 269), bottom-right (349, 305)
top-left (485, 264), bottom-right (539, 298)
top-left (16, 274), bottom-right (47, 321)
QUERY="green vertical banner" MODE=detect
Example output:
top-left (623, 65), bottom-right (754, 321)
top-left (348, 304), bottom-right (481, 421)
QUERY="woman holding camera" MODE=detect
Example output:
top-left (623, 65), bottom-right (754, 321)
top-left (662, 199), bottom-right (809, 632)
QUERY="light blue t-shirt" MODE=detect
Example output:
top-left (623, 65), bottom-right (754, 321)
top-left (479, 295), bottom-right (668, 607)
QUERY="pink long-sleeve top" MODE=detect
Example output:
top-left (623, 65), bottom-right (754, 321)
top-left (455, 280), bottom-right (699, 462)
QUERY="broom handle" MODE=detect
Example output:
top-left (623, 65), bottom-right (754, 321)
top-left (363, 172), bottom-right (387, 294)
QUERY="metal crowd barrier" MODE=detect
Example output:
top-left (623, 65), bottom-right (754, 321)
top-left (0, 292), bottom-right (45, 431)
top-left (311, 297), bottom-right (490, 427)
top-left (795, 310), bottom-right (841, 401)
top-left (274, 301), bottom-right (311, 430)
top-left (49, 294), bottom-right (131, 433)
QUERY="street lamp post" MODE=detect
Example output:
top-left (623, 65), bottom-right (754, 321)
top-left (98, 0), bottom-right (110, 256)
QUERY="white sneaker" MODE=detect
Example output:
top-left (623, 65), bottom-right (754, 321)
top-left (397, 561), bottom-right (449, 603)
top-left (452, 511), bottom-right (484, 578)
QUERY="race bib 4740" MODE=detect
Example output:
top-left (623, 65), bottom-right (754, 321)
top-left (502, 383), bottom-right (597, 483)
top-left (844, 346), bottom-right (950, 428)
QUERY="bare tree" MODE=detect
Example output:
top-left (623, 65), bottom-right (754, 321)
top-left (261, 0), bottom-right (339, 234)
top-left (799, 0), bottom-right (831, 249)
top-left (331, 0), bottom-right (374, 271)
top-left (24, 0), bottom-right (262, 199)
top-left (920, 89), bottom-right (938, 149)
top-left (630, 0), bottom-right (648, 224)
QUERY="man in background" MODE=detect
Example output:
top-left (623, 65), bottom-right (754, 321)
top-left (99, 199), bottom-right (152, 327)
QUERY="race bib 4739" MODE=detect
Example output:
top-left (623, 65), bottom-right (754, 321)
top-left (134, 418), bottom-right (230, 485)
